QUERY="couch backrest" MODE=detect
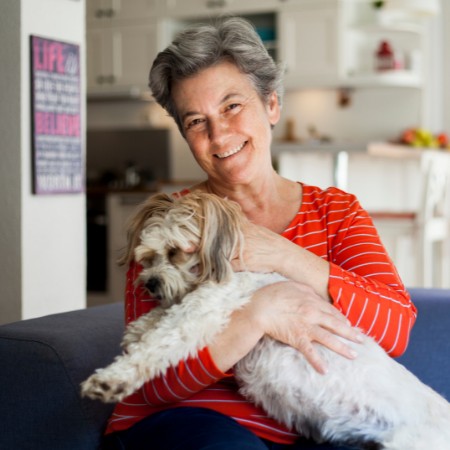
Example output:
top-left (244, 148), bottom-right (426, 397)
top-left (397, 288), bottom-right (450, 400)
top-left (0, 289), bottom-right (449, 449)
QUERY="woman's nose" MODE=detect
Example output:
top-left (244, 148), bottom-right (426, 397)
top-left (208, 117), bottom-right (228, 143)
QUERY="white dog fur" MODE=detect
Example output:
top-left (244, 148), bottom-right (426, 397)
top-left (81, 192), bottom-right (450, 450)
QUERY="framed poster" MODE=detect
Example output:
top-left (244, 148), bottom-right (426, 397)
top-left (30, 35), bottom-right (83, 194)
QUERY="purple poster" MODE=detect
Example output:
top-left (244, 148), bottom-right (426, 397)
top-left (30, 35), bottom-right (83, 194)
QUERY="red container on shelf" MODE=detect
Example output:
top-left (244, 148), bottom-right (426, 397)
top-left (375, 40), bottom-right (395, 71)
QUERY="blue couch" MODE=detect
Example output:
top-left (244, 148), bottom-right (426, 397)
top-left (0, 288), bottom-right (449, 450)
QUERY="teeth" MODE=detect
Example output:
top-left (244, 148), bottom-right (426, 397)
top-left (215, 142), bottom-right (245, 159)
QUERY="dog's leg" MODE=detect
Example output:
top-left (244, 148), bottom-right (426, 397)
top-left (121, 306), bottom-right (166, 349)
top-left (81, 307), bottom-right (167, 402)
top-left (82, 278), bottom-right (253, 402)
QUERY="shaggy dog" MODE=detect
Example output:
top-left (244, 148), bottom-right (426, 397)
top-left (82, 192), bottom-right (450, 450)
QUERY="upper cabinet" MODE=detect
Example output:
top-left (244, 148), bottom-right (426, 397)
top-left (86, 0), bottom-right (165, 98)
top-left (87, 22), bottom-right (161, 97)
top-left (163, 0), bottom-right (283, 17)
top-left (86, 0), bottom-right (432, 98)
top-left (86, 0), bottom-right (163, 24)
top-left (278, 1), bottom-right (341, 89)
top-left (340, 0), bottom-right (426, 88)
top-left (279, 0), bottom-right (426, 89)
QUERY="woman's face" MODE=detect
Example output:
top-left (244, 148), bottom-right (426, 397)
top-left (171, 61), bottom-right (281, 186)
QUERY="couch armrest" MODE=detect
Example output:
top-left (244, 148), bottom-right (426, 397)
top-left (0, 303), bottom-right (124, 450)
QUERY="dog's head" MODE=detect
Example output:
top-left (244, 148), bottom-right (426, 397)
top-left (121, 192), bottom-right (246, 307)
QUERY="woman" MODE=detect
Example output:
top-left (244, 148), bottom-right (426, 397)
top-left (102, 17), bottom-right (416, 450)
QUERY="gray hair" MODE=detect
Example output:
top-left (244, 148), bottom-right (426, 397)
top-left (149, 16), bottom-right (284, 134)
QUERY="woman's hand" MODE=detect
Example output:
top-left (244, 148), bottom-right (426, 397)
top-left (248, 280), bottom-right (363, 374)
top-left (232, 221), bottom-right (332, 302)
top-left (229, 222), bottom-right (362, 373)
top-left (232, 221), bottom-right (286, 274)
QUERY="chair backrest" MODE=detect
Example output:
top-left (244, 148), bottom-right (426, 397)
top-left (418, 152), bottom-right (450, 240)
top-left (416, 152), bottom-right (450, 287)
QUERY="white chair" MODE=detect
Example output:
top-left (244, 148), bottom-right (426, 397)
top-left (371, 152), bottom-right (450, 288)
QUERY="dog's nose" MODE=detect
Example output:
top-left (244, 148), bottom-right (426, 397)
top-left (145, 277), bottom-right (160, 293)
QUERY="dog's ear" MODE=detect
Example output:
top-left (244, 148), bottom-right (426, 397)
top-left (196, 194), bottom-right (246, 284)
top-left (118, 193), bottom-right (175, 266)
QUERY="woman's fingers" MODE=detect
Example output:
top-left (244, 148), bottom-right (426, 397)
top-left (251, 280), bottom-right (363, 374)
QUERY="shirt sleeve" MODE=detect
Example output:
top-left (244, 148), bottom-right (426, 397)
top-left (326, 191), bottom-right (417, 357)
top-left (123, 261), bottom-right (231, 406)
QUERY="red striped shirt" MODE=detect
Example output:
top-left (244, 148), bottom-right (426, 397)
top-left (105, 184), bottom-right (416, 444)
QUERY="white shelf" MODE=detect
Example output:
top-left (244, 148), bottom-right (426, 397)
top-left (346, 70), bottom-right (422, 88)
top-left (352, 22), bottom-right (424, 35)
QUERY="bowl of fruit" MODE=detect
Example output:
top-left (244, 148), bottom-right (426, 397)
top-left (399, 128), bottom-right (450, 150)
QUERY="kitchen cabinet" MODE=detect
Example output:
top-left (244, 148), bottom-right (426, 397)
top-left (164, 0), bottom-right (284, 17)
top-left (278, 1), bottom-right (340, 89)
top-left (278, 0), bottom-right (426, 89)
top-left (106, 193), bottom-right (147, 305)
top-left (86, 0), bottom-right (162, 24)
top-left (86, 0), bottom-right (431, 97)
top-left (341, 3), bottom-right (425, 88)
top-left (87, 21), bottom-right (161, 97)
top-left (86, 0), bottom-right (168, 97)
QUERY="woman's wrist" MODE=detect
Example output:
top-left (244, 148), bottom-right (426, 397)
top-left (208, 300), bottom-right (265, 372)
top-left (274, 243), bottom-right (332, 303)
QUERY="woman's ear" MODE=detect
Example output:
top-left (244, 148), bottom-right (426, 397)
top-left (267, 91), bottom-right (281, 127)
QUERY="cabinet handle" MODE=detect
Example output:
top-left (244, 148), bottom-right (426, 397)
top-left (95, 8), bottom-right (115, 18)
top-left (106, 75), bottom-right (116, 84)
top-left (206, 0), bottom-right (226, 8)
top-left (96, 75), bottom-right (105, 84)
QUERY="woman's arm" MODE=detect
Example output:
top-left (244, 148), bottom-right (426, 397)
top-left (231, 188), bottom-right (417, 357)
top-left (208, 279), bottom-right (361, 375)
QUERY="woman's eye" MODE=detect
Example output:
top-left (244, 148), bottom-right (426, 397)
top-left (227, 103), bottom-right (240, 111)
top-left (186, 118), bottom-right (204, 130)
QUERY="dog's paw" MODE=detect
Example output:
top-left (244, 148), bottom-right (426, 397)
top-left (81, 370), bottom-right (131, 403)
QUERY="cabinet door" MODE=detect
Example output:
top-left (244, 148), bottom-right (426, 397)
top-left (165, 0), bottom-right (285, 18)
top-left (87, 29), bottom-right (114, 90)
top-left (87, 0), bottom-right (161, 24)
top-left (279, 5), bottom-right (340, 88)
top-left (165, 0), bottom-right (237, 18)
top-left (115, 23), bottom-right (159, 90)
top-left (87, 22), bottom-right (160, 95)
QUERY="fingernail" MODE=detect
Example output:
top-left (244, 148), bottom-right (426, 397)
top-left (349, 349), bottom-right (358, 359)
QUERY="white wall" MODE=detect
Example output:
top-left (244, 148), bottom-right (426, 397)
top-left (0, 0), bottom-right (86, 324)
top-left (0, 1), bottom-right (22, 323)
top-left (273, 88), bottom-right (422, 143)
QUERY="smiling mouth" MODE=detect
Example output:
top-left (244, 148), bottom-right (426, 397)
top-left (214, 141), bottom-right (247, 159)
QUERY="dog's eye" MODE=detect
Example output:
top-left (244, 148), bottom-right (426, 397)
top-left (167, 248), bottom-right (178, 262)
top-left (138, 249), bottom-right (156, 267)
